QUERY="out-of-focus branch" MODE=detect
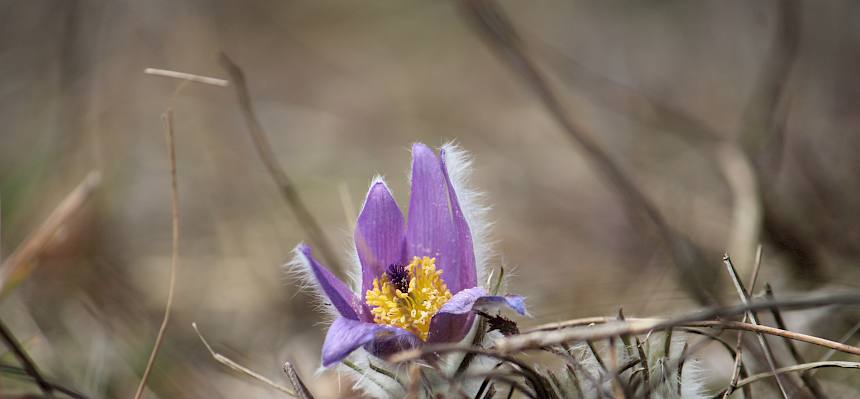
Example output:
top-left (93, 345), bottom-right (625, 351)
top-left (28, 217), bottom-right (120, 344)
top-left (0, 317), bottom-right (54, 397)
top-left (0, 363), bottom-right (89, 399)
top-left (531, 38), bottom-right (722, 146)
top-left (0, 171), bottom-right (101, 295)
top-left (740, 0), bottom-right (801, 164)
top-left (740, 0), bottom-right (818, 278)
top-left (459, 0), bottom-right (715, 305)
top-left (218, 53), bottom-right (343, 275)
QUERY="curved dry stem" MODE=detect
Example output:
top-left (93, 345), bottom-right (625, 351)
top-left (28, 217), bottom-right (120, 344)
top-left (734, 361), bottom-right (860, 391)
top-left (192, 323), bottom-right (296, 397)
top-left (133, 111), bottom-right (179, 399)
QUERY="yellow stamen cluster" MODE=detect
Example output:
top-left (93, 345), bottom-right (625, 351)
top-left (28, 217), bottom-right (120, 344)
top-left (365, 256), bottom-right (452, 340)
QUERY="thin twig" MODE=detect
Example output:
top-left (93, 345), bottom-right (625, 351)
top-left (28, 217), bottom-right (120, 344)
top-left (723, 325), bottom-right (747, 399)
top-left (192, 323), bottom-right (296, 396)
top-left (817, 320), bottom-right (860, 365)
top-left (133, 110), bottom-right (180, 399)
top-left (0, 363), bottom-right (89, 399)
top-left (283, 362), bottom-right (314, 399)
top-left (144, 68), bottom-right (229, 87)
top-left (722, 248), bottom-right (769, 398)
top-left (722, 248), bottom-right (763, 399)
top-left (734, 361), bottom-right (860, 391)
top-left (766, 284), bottom-right (827, 398)
top-left (722, 254), bottom-right (789, 398)
top-left (218, 52), bottom-right (342, 274)
top-left (0, 171), bottom-right (101, 294)
top-left (389, 345), bottom-right (551, 399)
top-left (633, 336), bottom-right (650, 399)
top-left (0, 318), bottom-right (54, 397)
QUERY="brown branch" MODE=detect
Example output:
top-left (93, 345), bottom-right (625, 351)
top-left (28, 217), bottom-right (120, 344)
top-left (497, 294), bottom-right (860, 355)
top-left (218, 52), bottom-right (343, 275)
top-left (459, 0), bottom-right (715, 305)
top-left (0, 171), bottom-right (101, 294)
top-left (134, 110), bottom-right (180, 399)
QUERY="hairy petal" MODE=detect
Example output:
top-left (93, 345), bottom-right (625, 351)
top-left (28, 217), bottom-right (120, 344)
top-left (440, 147), bottom-right (477, 293)
top-left (355, 179), bottom-right (407, 294)
top-left (406, 143), bottom-right (458, 290)
top-left (426, 287), bottom-right (527, 343)
top-left (322, 317), bottom-right (420, 367)
top-left (297, 244), bottom-right (368, 321)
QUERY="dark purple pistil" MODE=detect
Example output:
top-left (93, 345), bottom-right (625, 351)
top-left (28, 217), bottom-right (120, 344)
top-left (386, 263), bottom-right (410, 293)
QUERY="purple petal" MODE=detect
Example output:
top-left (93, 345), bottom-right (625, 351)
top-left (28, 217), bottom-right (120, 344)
top-left (440, 148), bottom-right (477, 292)
top-left (355, 181), bottom-right (407, 294)
top-left (298, 244), bottom-right (368, 321)
top-left (322, 318), bottom-right (420, 367)
top-left (406, 144), bottom-right (458, 289)
top-left (426, 287), bottom-right (527, 343)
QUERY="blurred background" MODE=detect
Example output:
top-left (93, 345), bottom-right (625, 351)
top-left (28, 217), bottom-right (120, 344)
top-left (2, 0), bottom-right (860, 397)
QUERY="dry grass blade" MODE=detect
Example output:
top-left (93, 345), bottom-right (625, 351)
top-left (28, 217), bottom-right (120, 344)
top-left (734, 361), bottom-right (860, 391)
top-left (0, 171), bottom-right (101, 295)
top-left (816, 320), bottom-right (860, 365)
top-left (722, 254), bottom-right (788, 398)
top-left (218, 52), bottom-right (343, 275)
top-left (282, 362), bottom-right (314, 399)
top-left (143, 68), bottom-right (229, 87)
top-left (133, 110), bottom-right (180, 399)
top-left (192, 323), bottom-right (296, 397)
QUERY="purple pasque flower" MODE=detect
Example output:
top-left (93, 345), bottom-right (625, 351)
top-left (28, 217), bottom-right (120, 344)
top-left (294, 143), bottom-right (526, 367)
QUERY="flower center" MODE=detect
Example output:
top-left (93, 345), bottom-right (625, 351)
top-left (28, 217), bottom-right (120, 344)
top-left (386, 263), bottom-right (410, 293)
top-left (365, 256), bottom-right (452, 340)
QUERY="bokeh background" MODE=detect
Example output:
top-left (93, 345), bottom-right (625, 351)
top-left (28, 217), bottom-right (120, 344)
top-left (2, 0), bottom-right (860, 397)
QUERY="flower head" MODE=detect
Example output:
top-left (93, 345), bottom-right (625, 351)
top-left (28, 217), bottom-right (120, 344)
top-left (292, 143), bottom-right (526, 368)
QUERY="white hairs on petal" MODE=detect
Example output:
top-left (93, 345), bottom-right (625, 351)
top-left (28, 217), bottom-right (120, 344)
top-left (284, 244), bottom-right (341, 321)
top-left (440, 142), bottom-right (496, 290)
top-left (330, 349), bottom-right (405, 398)
top-left (555, 332), bottom-right (710, 399)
